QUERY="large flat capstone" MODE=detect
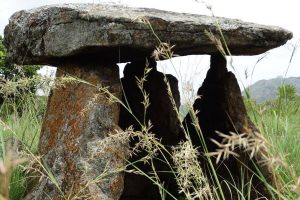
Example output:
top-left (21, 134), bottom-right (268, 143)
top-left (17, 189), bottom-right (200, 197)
top-left (4, 3), bottom-right (292, 65)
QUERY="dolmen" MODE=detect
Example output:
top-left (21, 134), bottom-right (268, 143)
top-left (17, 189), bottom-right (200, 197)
top-left (4, 3), bottom-right (292, 200)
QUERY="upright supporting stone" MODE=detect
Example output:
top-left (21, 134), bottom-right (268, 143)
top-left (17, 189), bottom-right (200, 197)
top-left (184, 53), bottom-right (272, 198)
top-left (26, 62), bottom-right (125, 199)
top-left (119, 59), bottom-right (182, 199)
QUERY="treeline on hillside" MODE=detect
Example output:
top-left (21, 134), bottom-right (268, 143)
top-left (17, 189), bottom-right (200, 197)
top-left (244, 76), bottom-right (300, 103)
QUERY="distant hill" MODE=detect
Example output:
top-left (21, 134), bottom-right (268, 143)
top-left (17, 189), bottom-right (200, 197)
top-left (244, 76), bottom-right (300, 103)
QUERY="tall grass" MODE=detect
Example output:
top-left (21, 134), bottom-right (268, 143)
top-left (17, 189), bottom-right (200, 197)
top-left (245, 96), bottom-right (300, 180)
top-left (0, 78), bottom-right (47, 200)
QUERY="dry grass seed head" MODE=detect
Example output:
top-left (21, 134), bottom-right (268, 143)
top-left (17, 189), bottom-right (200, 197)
top-left (206, 130), bottom-right (270, 165)
top-left (51, 75), bottom-right (78, 89)
top-left (152, 42), bottom-right (175, 61)
top-left (0, 76), bottom-right (41, 97)
top-left (172, 141), bottom-right (213, 199)
top-left (204, 30), bottom-right (225, 56)
top-left (81, 84), bottom-right (120, 117)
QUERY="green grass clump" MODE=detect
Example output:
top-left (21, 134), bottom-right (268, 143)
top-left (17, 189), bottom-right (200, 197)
top-left (246, 97), bottom-right (300, 172)
top-left (0, 88), bottom-right (47, 200)
top-left (244, 94), bottom-right (300, 199)
top-left (0, 93), bottom-right (46, 151)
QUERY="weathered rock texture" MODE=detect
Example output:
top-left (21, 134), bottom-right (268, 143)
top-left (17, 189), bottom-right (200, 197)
top-left (4, 4), bottom-right (292, 65)
top-left (183, 54), bottom-right (272, 198)
top-left (25, 62), bottom-right (126, 200)
top-left (119, 59), bottom-right (182, 199)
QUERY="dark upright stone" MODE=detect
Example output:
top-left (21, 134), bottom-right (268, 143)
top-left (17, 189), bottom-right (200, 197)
top-left (183, 53), bottom-right (271, 199)
top-left (119, 59), bottom-right (182, 200)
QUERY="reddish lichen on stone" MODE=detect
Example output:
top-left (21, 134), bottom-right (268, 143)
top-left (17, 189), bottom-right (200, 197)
top-left (26, 63), bottom-right (126, 200)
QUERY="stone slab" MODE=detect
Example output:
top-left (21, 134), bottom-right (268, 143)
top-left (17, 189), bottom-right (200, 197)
top-left (4, 3), bottom-right (293, 65)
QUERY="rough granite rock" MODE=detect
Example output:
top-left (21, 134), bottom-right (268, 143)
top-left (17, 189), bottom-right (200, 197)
top-left (24, 62), bottom-right (126, 200)
top-left (4, 3), bottom-right (292, 65)
top-left (118, 59), bottom-right (182, 199)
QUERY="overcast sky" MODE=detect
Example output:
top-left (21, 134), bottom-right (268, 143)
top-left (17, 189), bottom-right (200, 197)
top-left (0, 0), bottom-right (299, 99)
